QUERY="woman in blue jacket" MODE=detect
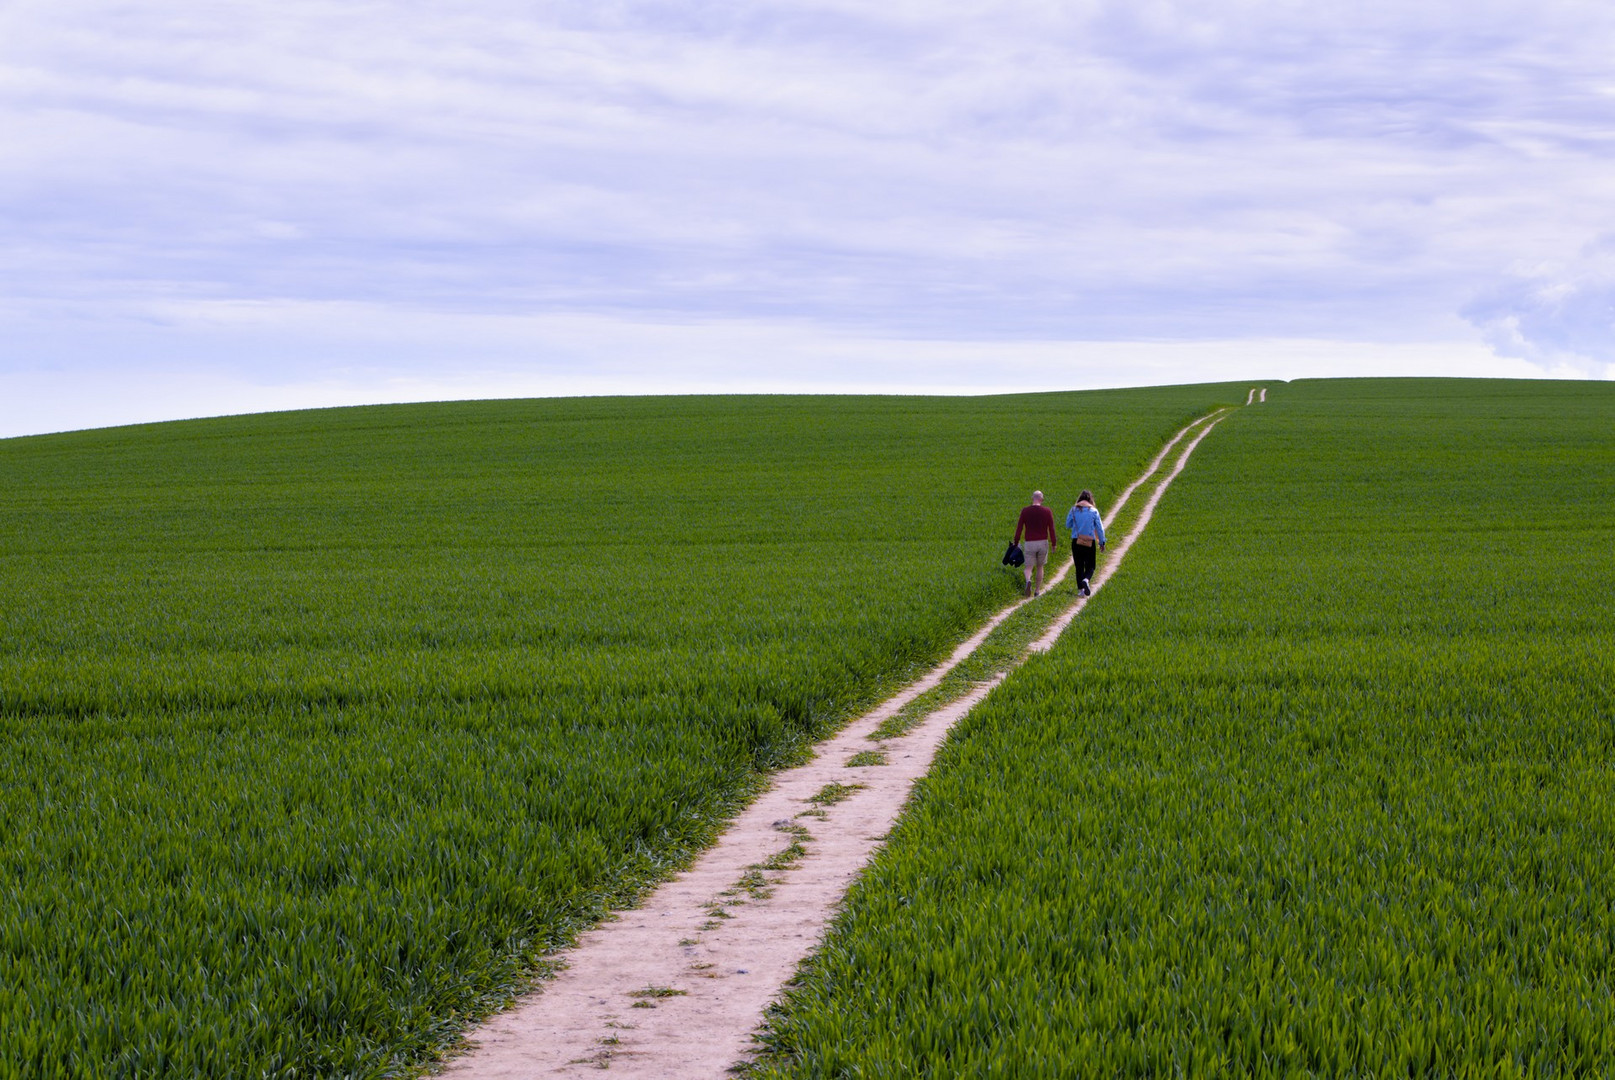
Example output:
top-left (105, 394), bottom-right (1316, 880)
top-left (1065, 490), bottom-right (1106, 597)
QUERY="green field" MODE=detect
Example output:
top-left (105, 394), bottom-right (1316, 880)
top-left (0, 387), bottom-right (1236, 1077)
top-left (752, 379), bottom-right (1615, 1076)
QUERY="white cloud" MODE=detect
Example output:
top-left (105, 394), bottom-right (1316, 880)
top-left (1462, 239), bottom-right (1615, 377)
top-left (0, 295), bottom-right (1522, 438)
top-left (2, 0), bottom-right (1614, 433)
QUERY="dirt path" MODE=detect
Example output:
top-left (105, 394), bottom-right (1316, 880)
top-left (443, 403), bottom-right (1242, 1078)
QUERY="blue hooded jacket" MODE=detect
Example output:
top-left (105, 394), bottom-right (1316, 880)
top-left (1065, 503), bottom-right (1106, 545)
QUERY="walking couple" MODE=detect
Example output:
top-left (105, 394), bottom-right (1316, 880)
top-left (1012, 489), bottom-right (1106, 598)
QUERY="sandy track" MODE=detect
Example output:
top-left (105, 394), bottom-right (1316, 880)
top-left (442, 404), bottom-right (1241, 1079)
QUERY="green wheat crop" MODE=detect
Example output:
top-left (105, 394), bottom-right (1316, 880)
top-left (752, 378), bottom-right (1615, 1077)
top-left (0, 387), bottom-right (1239, 1077)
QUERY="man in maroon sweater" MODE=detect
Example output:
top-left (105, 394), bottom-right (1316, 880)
top-left (1013, 490), bottom-right (1058, 597)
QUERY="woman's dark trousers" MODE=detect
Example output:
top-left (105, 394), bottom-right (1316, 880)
top-left (1072, 541), bottom-right (1096, 587)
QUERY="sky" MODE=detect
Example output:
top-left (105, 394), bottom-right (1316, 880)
top-left (3, 0), bottom-right (1614, 437)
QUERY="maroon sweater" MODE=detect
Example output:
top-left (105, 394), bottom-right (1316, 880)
top-left (1014, 504), bottom-right (1056, 544)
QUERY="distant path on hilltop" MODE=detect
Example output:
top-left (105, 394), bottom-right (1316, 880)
top-left (442, 393), bottom-right (1263, 1079)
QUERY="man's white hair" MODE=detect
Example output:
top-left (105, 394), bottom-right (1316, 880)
top-left (1032, 490), bottom-right (1044, 502)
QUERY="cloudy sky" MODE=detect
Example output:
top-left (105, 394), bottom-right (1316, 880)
top-left (3, 0), bottom-right (1613, 436)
